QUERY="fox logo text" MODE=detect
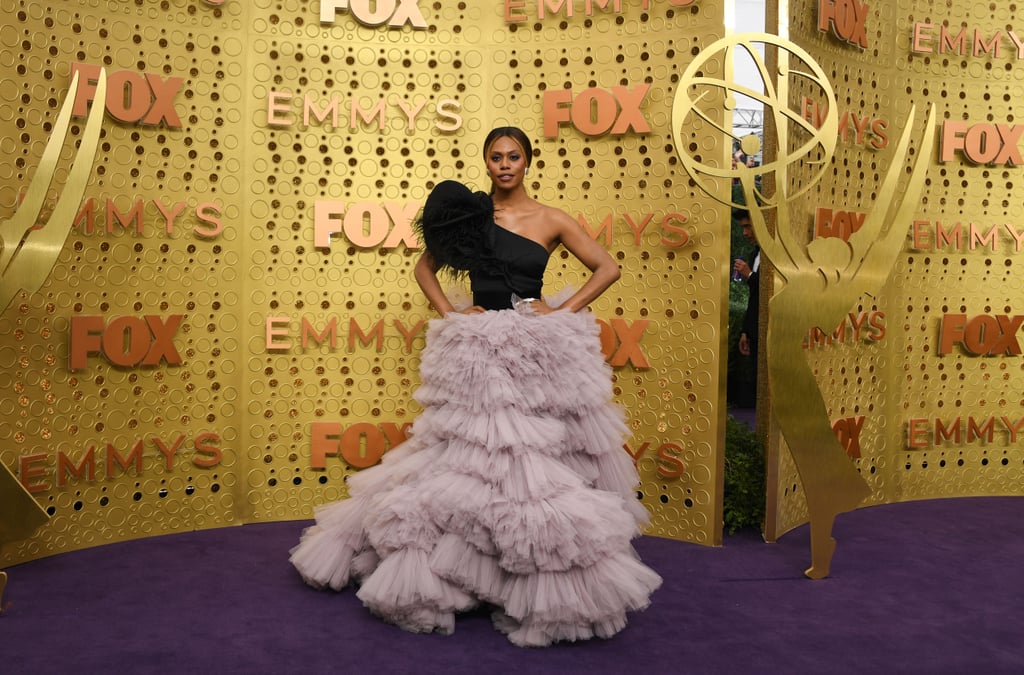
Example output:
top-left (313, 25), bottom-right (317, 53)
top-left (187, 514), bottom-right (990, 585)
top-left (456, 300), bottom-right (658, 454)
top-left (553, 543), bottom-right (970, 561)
top-left (938, 314), bottom-right (1024, 356)
top-left (320, 0), bottom-right (428, 28)
top-left (818, 0), bottom-right (869, 48)
top-left (939, 121), bottom-right (1024, 166)
top-left (69, 315), bottom-right (184, 370)
top-left (543, 85), bottom-right (651, 138)
top-left (71, 63), bottom-right (182, 128)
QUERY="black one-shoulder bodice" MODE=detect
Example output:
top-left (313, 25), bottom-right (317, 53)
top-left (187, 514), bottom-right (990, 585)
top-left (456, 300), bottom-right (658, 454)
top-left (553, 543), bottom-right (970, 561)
top-left (470, 226), bottom-right (550, 310)
top-left (415, 180), bottom-right (551, 311)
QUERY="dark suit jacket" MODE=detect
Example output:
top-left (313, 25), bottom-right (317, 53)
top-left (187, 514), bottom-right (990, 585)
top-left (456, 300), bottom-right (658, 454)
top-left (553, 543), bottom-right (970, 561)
top-left (742, 248), bottom-right (760, 357)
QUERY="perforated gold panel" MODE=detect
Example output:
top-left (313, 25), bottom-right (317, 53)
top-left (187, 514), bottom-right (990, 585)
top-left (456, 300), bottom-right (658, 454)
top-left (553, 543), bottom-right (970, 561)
top-left (768, 0), bottom-right (1024, 537)
top-left (0, 0), bottom-right (728, 567)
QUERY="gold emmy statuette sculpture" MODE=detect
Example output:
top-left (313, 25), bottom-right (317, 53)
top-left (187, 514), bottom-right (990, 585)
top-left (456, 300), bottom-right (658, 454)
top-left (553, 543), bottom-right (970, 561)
top-left (672, 34), bottom-right (935, 578)
top-left (0, 68), bottom-right (107, 312)
top-left (0, 462), bottom-right (49, 611)
top-left (0, 69), bottom-right (106, 609)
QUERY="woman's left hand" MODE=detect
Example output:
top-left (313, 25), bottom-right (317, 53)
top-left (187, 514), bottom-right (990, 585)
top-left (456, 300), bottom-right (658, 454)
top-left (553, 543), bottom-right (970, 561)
top-left (524, 300), bottom-right (557, 315)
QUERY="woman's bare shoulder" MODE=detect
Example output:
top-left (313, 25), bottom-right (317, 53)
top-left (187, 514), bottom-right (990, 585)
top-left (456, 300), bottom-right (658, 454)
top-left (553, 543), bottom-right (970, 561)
top-left (538, 201), bottom-right (576, 229)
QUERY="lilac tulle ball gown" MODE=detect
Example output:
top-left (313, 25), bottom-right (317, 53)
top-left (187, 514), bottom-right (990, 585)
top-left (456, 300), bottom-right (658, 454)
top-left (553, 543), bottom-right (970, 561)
top-left (290, 181), bottom-right (661, 646)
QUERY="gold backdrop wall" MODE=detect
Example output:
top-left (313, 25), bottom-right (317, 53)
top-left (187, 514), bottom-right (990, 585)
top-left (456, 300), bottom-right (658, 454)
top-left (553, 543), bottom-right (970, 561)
top-left (768, 0), bottom-right (1024, 537)
top-left (0, 0), bottom-right (729, 566)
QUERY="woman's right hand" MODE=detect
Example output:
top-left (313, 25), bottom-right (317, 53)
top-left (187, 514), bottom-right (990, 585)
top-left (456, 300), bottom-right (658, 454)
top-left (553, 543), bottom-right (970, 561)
top-left (458, 305), bottom-right (486, 315)
top-left (733, 259), bottom-right (751, 280)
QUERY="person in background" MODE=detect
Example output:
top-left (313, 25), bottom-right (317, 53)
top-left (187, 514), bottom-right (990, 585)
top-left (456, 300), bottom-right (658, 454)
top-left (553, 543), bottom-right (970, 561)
top-left (733, 209), bottom-right (759, 399)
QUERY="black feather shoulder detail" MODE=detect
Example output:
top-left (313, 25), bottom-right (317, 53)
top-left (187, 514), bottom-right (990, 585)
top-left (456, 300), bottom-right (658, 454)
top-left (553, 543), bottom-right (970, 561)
top-left (415, 180), bottom-right (498, 278)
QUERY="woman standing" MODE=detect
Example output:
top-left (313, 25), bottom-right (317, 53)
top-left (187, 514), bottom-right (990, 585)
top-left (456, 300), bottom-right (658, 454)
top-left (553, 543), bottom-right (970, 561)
top-left (290, 126), bottom-right (661, 647)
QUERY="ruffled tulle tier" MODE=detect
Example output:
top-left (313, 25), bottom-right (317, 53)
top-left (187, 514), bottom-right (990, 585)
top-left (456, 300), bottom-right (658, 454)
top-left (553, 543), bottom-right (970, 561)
top-left (290, 306), bottom-right (661, 646)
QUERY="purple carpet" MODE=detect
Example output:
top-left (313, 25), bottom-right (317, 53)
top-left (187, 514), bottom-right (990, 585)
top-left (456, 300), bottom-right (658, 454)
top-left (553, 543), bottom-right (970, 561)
top-left (2, 497), bottom-right (1022, 674)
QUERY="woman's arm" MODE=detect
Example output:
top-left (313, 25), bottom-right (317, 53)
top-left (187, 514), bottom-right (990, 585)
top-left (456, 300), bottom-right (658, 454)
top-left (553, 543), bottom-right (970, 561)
top-left (414, 251), bottom-right (485, 316)
top-left (545, 207), bottom-right (621, 312)
top-left (413, 252), bottom-right (456, 317)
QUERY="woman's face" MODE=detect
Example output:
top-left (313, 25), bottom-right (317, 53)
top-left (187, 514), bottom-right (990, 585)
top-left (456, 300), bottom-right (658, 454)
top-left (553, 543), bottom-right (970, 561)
top-left (485, 136), bottom-right (529, 190)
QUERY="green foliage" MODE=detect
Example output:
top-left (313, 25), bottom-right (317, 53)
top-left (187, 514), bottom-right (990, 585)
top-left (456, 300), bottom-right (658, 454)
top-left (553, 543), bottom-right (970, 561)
top-left (723, 414), bottom-right (766, 535)
top-left (731, 174), bottom-right (762, 211)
